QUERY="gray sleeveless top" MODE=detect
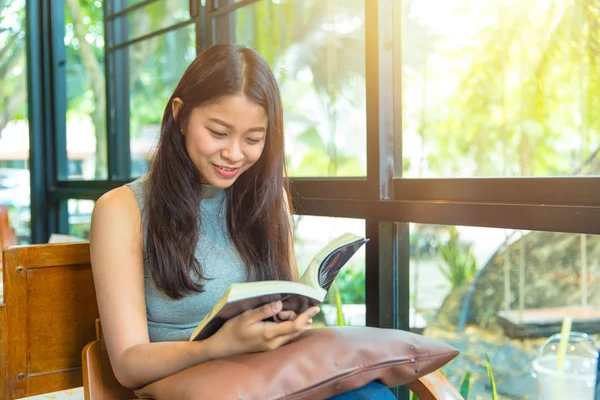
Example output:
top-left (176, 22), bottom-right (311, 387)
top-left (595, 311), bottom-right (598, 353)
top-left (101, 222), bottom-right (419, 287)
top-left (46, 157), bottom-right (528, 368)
top-left (126, 177), bottom-right (247, 342)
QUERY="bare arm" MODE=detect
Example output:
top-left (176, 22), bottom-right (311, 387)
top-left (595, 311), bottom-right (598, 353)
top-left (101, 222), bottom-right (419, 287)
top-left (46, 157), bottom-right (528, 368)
top-left (90, 187), bottom-right (220, 388)
top-left (90, 186), bottom-right (317, 389)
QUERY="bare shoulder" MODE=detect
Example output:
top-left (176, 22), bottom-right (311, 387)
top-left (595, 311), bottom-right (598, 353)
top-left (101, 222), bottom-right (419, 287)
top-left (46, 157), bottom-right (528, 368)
top-left (90, 185), bottom-right (143, 260)
top-left (94, 185), bottom-right (139, 216)
top-left (92, 185), bottom-right (141, 231)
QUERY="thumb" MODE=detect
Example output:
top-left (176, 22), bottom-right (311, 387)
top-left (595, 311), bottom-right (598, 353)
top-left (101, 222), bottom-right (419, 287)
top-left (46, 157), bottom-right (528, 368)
top-left (243, 301), bottom-right (282, 324)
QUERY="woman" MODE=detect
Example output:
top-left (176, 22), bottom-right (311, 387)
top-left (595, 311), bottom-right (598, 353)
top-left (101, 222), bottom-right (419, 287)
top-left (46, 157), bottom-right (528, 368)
top-left (90, 44), bottom-right (393, 399)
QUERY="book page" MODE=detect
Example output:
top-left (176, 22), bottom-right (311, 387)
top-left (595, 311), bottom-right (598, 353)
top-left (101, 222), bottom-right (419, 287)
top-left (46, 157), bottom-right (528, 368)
top-left (318, 238), bottom-right (368, 291)
top-left (299, 232), bottom-right (365, 288)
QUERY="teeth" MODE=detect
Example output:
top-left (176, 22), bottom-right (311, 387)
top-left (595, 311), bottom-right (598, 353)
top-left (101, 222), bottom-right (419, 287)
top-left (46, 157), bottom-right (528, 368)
top-left (217, 165), bottom-right (236, 171)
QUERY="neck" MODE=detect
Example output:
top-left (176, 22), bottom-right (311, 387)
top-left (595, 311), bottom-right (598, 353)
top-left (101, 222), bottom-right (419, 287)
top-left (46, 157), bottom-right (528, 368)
top-left (201, 183), bottom-right (225, 200)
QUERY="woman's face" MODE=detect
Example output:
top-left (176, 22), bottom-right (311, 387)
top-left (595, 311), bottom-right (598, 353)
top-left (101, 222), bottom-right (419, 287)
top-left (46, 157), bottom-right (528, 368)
top-left (174, 94), bottom-right (267, 189)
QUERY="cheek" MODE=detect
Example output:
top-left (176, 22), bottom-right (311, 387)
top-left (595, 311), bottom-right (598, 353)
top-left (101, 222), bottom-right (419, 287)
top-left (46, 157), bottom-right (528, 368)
top-left (186, 130), bottom-right (218, 158)
top-left (246, 144), bottom-right (266, 164)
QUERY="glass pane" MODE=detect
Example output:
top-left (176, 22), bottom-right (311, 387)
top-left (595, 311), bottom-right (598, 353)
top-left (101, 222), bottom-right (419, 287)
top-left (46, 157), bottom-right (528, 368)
top-left (293, 216), bottom-right (366, 327)
top-left (67, 199), bottom-right (95, 240)
top-left (216, 0), bottom-right (367, 177)
top-left (407, 223), bottom-right (600, 398)
top-left (65, 0), bottom-right (107, 179)
top-left (109, 0), bottom-right (152, 11)
top-left (111, 0), bottom-right (191, 47)
top-left (401, 0), bottom-right (600, 177)
top-left (128, 26), bottom-right (196, 178)
top-left (0, 0), bottom-right (30, 246)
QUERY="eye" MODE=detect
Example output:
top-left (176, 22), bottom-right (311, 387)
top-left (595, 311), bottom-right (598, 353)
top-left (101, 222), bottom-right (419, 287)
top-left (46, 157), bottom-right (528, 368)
top-left (208, 128), bottom-right (226, 138)
top-left (246, 138), bottom-right (263, 145)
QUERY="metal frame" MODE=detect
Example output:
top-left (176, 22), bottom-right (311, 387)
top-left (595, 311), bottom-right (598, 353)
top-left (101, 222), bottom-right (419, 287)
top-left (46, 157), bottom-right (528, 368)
top-left (105, 0), bottom-right (131, 180)
top-left (26, 0), bottom-right (66, 243)
top-left (294, 198), bottom-right (600, 235)
top-left (394, 177), bottom-right (600, 206)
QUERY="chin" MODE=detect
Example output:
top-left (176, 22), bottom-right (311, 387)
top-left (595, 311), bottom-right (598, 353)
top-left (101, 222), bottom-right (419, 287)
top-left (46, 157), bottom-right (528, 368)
top-left (208, 178), bottom-right (237, 189)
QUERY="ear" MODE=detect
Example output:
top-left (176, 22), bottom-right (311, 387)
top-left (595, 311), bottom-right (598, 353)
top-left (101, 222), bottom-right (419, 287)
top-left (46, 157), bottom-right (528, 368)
top-left (172, 97), bottom-right (184, 133)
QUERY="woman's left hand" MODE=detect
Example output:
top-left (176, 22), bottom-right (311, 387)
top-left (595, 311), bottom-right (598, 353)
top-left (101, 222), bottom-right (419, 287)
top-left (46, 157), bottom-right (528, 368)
top-left (274, 310), bottom-right (300, 323)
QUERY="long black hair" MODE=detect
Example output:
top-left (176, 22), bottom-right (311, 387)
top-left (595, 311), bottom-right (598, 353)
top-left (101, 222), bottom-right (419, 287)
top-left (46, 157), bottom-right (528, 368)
top-left (145, 44), bottom-right (293, 299)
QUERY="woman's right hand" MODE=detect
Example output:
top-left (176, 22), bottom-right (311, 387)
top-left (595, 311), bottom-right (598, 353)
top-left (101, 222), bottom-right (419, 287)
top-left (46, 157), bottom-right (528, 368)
top-left (206, 301), bottom-right (320, 359)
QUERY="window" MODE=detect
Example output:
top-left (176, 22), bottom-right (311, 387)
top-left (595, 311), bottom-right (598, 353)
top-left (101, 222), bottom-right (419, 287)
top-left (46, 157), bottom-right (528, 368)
top-left (217, 0), bottom-right (367, 178)
top-left (65, 0), bottom-right (107, 179)
top-left (408, 223), bottom-right (599, 397)
top-left (401, 0), bottom-right (600, 177)
top-left (104, 0), bottom-right (197, 179)
top-left (68, 199), bottom-right (95, 240)
top-left (111, 1), bottom-right (192, 46)
top-left (0, 0), bottom-right (30, 244)
top-left (128, 26), bottom-right (196, 178)
top-left (293, 215), bottom-right (366, 327)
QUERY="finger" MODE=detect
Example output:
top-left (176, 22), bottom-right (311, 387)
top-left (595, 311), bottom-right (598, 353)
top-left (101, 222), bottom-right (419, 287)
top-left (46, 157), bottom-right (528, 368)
top-left (266, 306), bottom-right (319, 338)
top-left (276, 310), bottom-right (297, 321)
top-left (269, 328), bottom-right (308, 349)
top-left (242, 301), bottom-right (282, 324)
top-left (298, 306), bottom-right (320, 321)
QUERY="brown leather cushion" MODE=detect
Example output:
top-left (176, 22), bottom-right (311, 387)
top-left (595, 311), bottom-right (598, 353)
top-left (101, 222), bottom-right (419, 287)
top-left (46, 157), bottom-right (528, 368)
top-left (134, 326), bottom-right (459, 400)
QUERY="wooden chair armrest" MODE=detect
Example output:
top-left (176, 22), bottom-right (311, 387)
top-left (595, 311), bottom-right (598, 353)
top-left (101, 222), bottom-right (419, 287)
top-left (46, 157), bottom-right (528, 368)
top-left (1, 303), bottom-right (6, 399)
top-left (82, 319), bottom-right (138, 400)
top-left (406, 370), bottom-right (464, 400)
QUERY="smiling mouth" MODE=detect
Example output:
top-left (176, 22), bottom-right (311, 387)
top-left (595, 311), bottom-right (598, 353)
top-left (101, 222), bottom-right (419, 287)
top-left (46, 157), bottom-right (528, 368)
top-left (213, 164), bottom-right (240, 172)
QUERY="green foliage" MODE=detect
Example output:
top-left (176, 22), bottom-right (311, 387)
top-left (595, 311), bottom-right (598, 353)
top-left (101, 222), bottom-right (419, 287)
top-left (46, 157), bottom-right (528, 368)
top-left (408, 356), bottom-right (497, 399)
top-left (459, 371), bottom-right (471, 398)
top-left (485, 354), bottom-right (498, 400)
top-left (331, 265), bottom-right (365, 304)
top-left (0, 0), bottom-right (27, 133)
top-left (234, 0), bottom-right (366, 178)
top-left (331, 281), bottom-right (347, 326)
top-left (290, 125), bottom-right (365, 177)
top-left (403, 0), bottom-right (600, 177)
top-left (437, 227), bottom-right (477, 291)
top-left (64, 0), bottom-right (104, 115)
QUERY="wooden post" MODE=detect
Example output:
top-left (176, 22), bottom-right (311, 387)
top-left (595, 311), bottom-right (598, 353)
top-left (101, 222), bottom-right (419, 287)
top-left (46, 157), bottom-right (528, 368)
top-left (581, 234), bottom-right (587, 307)
top-left (518, 233), bottom-right (525, 322)
top-left (504, 232), bottom-right (511, 312)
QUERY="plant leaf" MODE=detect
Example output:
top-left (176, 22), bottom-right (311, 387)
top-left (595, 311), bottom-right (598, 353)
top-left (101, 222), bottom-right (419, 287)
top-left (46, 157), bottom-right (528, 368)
top-left (485, 353), bottom-right (498, 400)
top-left (459, 371), bottom-right (471, 398)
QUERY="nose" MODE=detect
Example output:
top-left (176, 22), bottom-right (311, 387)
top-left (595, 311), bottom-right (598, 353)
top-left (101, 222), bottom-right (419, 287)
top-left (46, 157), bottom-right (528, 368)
top-left (221, 139), bottom-right (243, 164)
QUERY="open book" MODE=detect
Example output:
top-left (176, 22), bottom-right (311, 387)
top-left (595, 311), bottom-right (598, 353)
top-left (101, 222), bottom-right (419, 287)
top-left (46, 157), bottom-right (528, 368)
top-left (189, 232), bottom-right (369, 341)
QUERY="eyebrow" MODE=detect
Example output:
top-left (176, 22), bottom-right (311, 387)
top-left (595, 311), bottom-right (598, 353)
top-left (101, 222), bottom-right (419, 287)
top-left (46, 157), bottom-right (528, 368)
top-left (208, 118), bottom-right (266, 133)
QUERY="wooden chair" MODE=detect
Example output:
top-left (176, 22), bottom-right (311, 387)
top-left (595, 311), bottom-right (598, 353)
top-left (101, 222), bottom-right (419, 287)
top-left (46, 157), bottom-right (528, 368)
top-left (81, 319), bottom-right (136, 400)
top-left (0, 204), bottom-right (18, 293)
top-left (0, 205), bottom-right (18, 250)
top-left (1, 205), bottom-right (19, 398)
top-left (0, 240), bottom-right (461, 399)
top-left (1, 242), bottom-right (98, 399)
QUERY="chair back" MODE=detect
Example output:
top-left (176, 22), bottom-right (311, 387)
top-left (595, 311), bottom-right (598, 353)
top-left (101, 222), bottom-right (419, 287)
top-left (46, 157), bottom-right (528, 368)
top-left (1, 205), bottom-right (19, 398)
top-left (1, 242), bottom-right (99, 399)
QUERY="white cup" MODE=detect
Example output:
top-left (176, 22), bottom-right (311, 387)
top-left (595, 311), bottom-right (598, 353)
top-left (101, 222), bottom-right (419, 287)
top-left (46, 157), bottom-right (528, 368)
top-left (531, 332), bottom-right (598, 400)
